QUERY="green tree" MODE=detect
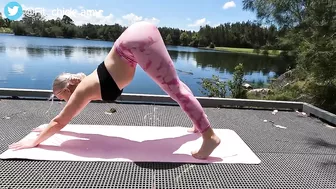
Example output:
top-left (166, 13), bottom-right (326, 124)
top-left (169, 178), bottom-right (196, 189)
top-left (165, 34), bottom-right (173, 45)
top-left (200, 63), bottom-right (248, 99)
top-left (295, 1), bottom-right (336, 111)
top-left (50, 26), bottom-right (63, 37)
top-left (200, 75), bottom-right (227, 98)
top-left (3, 18), bottom-right (12, 28)
top-left (295, 1), bottom-right (336, 83)
top-left (228, 63), bottom-right (247, 99)
top-left (19, 10), bottom-right (45, 36)
top-left (10, 21), bottom-right (27, 35)
top-left (0, 12), bottom-right (4, 27)
top-left (179, 32), bottom-right (190, 46)
top-left (61, 24), bottom-right (77, 38)
top-left (61, 15), bottom-right (74, 25)
top-left (242, 0), bottom-right (306, 27)
top-left (189, 33), bottom-right (199, 47)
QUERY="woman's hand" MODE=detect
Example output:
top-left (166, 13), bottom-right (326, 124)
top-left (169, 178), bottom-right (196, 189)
top-left (8, 138), bottom-right (38, 151)
top-left (8, 80), bottom-right (90, 151)
top-left (8, 127), bottom-right (45, 150)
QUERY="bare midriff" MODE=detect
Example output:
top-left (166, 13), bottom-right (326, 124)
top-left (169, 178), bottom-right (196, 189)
top-left (104, 46), bottom-right (136, 90)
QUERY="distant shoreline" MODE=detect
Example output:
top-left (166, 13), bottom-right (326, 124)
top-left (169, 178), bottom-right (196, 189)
top-left (1, 27), bottom-right (281, 57)
top-left (0, 27), bottom-right (13, 34)
top-left (199, 47), bottom-right (282, 57)
top-left (0, 31), bottom-right (110, 42)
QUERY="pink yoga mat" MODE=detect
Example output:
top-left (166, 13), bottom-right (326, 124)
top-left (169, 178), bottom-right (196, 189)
top-left (0, 124), bottom-right (261, 164)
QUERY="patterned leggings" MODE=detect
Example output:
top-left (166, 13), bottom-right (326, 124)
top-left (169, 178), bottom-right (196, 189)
top-left (114, 21), bottom-right (211, 133)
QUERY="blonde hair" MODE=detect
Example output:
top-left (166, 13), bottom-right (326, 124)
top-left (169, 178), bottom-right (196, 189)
top-left (46, 72), bottom-right (86, 113)
top-left (52, 72), bottom-right (86, 94)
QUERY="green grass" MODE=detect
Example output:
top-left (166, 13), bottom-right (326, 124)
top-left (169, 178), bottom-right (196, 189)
top-left (0, 27), bottom-right (13, 34)
top-left (213, 47), bottom-right (282, 56)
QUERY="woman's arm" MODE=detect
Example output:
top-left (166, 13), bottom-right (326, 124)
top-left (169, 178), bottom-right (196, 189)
top-left (9, 86), bottom-right (91, 150)
top-left (34, 87), bottom-right (90, 145)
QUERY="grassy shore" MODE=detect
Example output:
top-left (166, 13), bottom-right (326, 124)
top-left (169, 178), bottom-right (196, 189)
top-left (202, 46), bottom-right (282, 56)
top-left (0, 27), bottom-right (13, 34)
top-left (216, 47), bottom-right (282, 56)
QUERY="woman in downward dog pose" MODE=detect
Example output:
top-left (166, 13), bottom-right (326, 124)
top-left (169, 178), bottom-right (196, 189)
top-left (9, 21), bottom-right (221, 159)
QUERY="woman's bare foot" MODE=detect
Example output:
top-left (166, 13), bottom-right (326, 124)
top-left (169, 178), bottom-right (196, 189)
top-left (191, 128), bottom-right (221, 159)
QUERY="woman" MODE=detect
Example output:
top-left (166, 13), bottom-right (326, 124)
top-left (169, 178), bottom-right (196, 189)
top-left (9, 21), bottom-right (221, 160)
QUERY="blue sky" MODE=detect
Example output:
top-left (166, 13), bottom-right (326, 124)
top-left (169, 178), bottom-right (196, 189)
top-left (1, 0), bottom-right (257, 31)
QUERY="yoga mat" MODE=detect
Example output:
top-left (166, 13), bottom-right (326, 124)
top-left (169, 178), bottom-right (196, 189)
top-left (0, 124), bottom-right (261, 164)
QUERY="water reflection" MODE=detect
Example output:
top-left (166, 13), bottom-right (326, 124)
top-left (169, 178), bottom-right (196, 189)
top-left (23, 46), bottom-right (110, 59)
top-left (194, 52), bottom-right (288, 76)
top-left (11, 64), bottom-right (25, 74)
top-left (169, 50), bottom-right (291, 77)
top-left (0, 46), bottom-right (5, 53)
top-left (0, 34), bottom-right (293, 95)
top-left (1, 45), bottom-right (292, 78)
top-left (2, 45), bottom-right (110, 64)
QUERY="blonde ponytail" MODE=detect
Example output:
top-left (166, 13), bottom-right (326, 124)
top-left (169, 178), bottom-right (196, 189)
top-left (52, 72), bottom-right (86, 94)
top-left (46, 72), bottom-right (86, 114)
top-left (68, 73), bottom-right (86, 85)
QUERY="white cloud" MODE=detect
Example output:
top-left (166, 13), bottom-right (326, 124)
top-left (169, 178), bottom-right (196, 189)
top-left (145, 17), bottom-right (160, 25)
top-left (122, 13), bottom-right (160, 26)
top-left (187, 18), bottom-right (210, 27)
top-left (223, 1), bottom-right (236, 9)
top-left (122, 13), bottom-right (143, 24)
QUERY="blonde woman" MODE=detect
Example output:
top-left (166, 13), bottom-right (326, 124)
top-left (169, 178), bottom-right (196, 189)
top-left (9, 21), bottom-right (221, 160)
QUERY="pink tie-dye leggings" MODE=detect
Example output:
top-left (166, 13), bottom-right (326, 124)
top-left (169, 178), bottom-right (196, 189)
top-left (114, 21), bottom-right (211, 133)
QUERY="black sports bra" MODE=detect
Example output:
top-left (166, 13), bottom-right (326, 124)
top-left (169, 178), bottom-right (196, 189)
top-left (97, 61), bottom-right (123, 101)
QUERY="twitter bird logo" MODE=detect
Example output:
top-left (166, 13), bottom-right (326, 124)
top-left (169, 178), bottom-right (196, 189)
top-left (4, 1), bottom-right (23, 20)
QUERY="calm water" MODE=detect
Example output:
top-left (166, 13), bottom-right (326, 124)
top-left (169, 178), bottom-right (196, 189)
top-left (0, 34), bottom-right (291, 96)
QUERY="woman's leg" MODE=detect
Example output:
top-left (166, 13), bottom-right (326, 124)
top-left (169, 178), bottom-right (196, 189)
top-left (114, 21), bottom-right (220, 159)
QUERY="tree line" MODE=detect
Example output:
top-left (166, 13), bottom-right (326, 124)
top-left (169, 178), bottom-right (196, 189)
top-left (0, 11), bottom-right (279, 50)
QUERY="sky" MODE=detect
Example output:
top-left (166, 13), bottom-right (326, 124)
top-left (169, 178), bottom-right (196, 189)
top-left (1, 0), bottom-right (257, 31)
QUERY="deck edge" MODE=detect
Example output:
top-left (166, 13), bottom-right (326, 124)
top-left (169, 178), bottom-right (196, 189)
top-left (0, 88), bottom-right (335, 125)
